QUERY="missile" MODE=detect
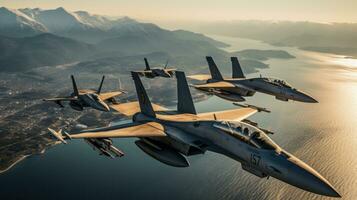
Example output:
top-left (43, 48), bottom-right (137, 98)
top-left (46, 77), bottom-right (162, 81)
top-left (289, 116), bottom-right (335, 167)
top-left (84, 138), bottom-right (124, 158)
top-left (109, 145), bottom-right (124, 157)
top-left (233, 103), bottom-right (271, 113)
top-left (241, 119), bottom-right (258, 126)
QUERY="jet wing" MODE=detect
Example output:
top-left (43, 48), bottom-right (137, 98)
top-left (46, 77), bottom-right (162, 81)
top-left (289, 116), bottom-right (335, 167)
top-left (99, 91), bottom-right (123, 101)
top-left (187, 74), bottom-right (212, 81)
top-left (197, 107), bottom-right (258, 121)
top-left (49, 122), bottom-right (167, 141)
top-left (156, 107), bottom-right (257, 122)
top-left (164, 69), bottom-right (176, 76)
top-left (193, 81), bottom-right (255, 93)
top-left (110, 101), bottom-right (168, 116)
top-left (165, 68), bottom-right (176, 72)
top-left (193, 81), bottom-right (236, 89)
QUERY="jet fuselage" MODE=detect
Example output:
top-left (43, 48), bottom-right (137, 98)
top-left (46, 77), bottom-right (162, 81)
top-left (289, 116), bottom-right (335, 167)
top-left (143, 68), bottom-right (173, 78)
top-left (132, 112), bottom-right (339, 197)
top-left (210, 77), bottom-right (318, 103)
top-left (70, 90), bottom-right (110, 112)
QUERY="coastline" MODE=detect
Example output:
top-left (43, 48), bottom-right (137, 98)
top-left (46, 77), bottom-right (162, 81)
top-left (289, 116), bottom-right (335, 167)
top-left (0, 155), bottom-right (29, 174)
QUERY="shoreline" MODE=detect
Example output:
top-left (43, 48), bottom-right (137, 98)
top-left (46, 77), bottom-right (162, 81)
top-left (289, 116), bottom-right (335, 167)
top-left (0, 155), bottom-right (29, 174)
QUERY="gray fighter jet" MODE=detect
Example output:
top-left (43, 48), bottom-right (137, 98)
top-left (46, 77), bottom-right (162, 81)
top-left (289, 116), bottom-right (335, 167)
top-left (134, 57), bottom-right (176, 78)
top-left (48, 71), bottom-right (339, 197)
top-left (44, 75), bottom-right (124, 112)
top-left (189, 56), bottom-right (318, 103)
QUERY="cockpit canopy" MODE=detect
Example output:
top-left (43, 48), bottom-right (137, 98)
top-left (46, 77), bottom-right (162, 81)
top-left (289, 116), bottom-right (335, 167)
top-left (213, 121), bottom-right (278, 150)
top-left (90, 93), bottom-right (100, 100)
top-left (263, 78), bottom-right (294, 89)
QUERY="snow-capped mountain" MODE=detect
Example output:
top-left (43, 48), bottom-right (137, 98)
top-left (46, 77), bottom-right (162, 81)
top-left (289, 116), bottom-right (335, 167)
top-left (0, 7), bottom-right (47, 36)
top-left (0, 7), bottom-right (146, 40)
top-left (19, 7), bottom-right (98, 33)
top-left (73, 10), bottom-right (115, 30)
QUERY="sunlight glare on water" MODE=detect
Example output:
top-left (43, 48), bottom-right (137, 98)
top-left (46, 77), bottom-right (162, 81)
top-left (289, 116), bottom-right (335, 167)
top-left (304, 51), bottom-right (357, 69)
top-left (331, 56), bottom-right (357, 68)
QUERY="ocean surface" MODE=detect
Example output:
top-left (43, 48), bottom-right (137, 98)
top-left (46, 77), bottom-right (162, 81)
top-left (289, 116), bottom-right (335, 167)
top-left (0, 35), bottom-right (356, 200)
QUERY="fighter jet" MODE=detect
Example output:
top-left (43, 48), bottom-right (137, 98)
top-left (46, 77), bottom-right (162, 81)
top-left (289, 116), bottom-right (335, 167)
top-left (48, 71), bottom-right (339, 197)
top-left (189, 56), bottom-right (318, 103)
top-left (134, 57), bottom-right (176, 78)
top-left (43, 75), bottom-right (124, 112)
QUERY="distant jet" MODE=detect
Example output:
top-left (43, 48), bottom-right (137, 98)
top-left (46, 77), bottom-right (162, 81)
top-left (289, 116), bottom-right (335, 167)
top-left (48, 71), bottom-right (339, 197)
top-left (43, 75), bottom-right (124, 112)
top-left (134, 57), bottom-right (176, 78)
top-left (189, 56), bottom-right (318, 103)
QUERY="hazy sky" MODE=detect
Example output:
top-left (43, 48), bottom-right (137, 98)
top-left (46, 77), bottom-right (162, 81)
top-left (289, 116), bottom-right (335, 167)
top-left (1, 0), bottom-right (357, 23)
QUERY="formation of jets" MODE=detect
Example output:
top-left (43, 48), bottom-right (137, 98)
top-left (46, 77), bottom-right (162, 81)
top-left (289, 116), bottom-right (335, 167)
top-left (45, 57), bottom-right (340, 197)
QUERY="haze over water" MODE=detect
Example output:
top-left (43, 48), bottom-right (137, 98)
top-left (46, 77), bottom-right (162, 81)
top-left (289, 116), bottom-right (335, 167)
top-left (0, 36), bottom-right (356, 200)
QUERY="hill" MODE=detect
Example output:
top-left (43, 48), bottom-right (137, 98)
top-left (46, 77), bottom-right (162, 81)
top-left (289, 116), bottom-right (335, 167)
top-left (0, 33), bottom-right (95, 72)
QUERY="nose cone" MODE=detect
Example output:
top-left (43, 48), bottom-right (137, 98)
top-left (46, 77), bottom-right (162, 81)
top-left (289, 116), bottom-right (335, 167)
top-left (275, 154), bottom-right (340, 197)
top-left (293, 90), bottom-right (318, 103)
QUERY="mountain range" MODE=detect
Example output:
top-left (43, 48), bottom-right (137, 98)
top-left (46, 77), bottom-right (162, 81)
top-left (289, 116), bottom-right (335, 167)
top-left (0, 7), bottom-right (126, 40)
top-left (0, 7), bottom-right (228, 46)
top-left (0, 7), bottom-right (231, 72)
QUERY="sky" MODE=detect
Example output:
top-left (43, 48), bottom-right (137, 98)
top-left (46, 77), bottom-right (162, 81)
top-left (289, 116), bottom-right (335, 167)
top-left (1, 0), bottom-right (357, 23)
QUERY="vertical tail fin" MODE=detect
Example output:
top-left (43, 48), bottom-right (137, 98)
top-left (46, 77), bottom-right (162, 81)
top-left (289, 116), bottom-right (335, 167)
top-left (144, 58), bottom-right (150, 70)
top-left (97, 75), bottom-right (105, 94)
top-left (131, 72), bottom-right (156, 118)
top-left (206, 56), bottom-right (223, 81)
top-left (164, 59), bottom-right (169, 69)
top-left (231, 57), bottom-right (245, 78)
top-left (71, 75), bottom-right (79, 96)
top-left (176, 71), bottom-right (197, 115)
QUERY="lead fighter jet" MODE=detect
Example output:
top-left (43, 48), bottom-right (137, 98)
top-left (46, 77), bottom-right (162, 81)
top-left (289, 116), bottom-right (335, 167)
top-left (44, 75), bottom-right (124, 112)
top-left (134, 57), bottom-right (176, 78)
top-left (189, 56), bottom-right (318, 103)
top-left (48, 71), bottom-right (339, 197)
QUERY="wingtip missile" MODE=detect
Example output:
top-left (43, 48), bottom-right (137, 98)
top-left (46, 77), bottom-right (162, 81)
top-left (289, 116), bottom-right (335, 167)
top-left (233, 103), bottom-right (271, 113)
